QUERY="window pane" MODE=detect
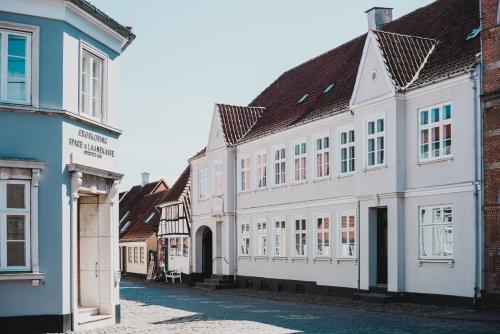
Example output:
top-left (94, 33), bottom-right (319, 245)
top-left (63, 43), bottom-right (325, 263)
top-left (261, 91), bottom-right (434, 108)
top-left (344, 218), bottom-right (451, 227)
top-left (7, 215), bottom-right (25, 240)
top-left (316, 138), bottom-right (322, 150)
top-left (7, 184), bottom-right (25, 208)
top-left (368, 121), bottom-right (375, 135)
top-left (420, 110), bottom-right (428, 125)
top-left (7, 242), bottom-right (25, 266)
top-left (443, 105), bottom-right (451, 120)
top-left (431, 108), bottom-right (440, 122)
top-left (443, 124), bottom-right (452, 155)
top-left (349, 130), bottom-right (355, 143)
top-left (324, 137), bottom-right (329, 148)
top-left (8, 35), bottom-right (27, 57)
top-left (377, 119), bottom-right (384, 132)
top-left (341, 132), bottom-right (347, 144)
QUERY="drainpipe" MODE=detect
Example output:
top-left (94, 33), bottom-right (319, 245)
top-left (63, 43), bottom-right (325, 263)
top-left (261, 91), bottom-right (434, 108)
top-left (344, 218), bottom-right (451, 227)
top-left (471, 64), bottom-right (482, 303)
top-left (232, 146), bottom-right (238, 283)
top-left (357, 199), bottom-right (361, 290)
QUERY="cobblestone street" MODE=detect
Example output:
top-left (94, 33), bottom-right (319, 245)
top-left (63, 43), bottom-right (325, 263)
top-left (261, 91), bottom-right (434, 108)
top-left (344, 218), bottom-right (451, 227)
top-left (65, 280), bottom-right (500, 334)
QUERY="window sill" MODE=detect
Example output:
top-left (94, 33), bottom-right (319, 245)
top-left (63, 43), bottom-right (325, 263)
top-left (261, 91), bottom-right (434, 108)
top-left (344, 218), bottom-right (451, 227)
top-left (417, 156), bottom-right (453, 167)
top-left (253, 256), bottom-right (269, 262)
top-left (337, 172), bottom-right (355, 179)
top-left (416, 258), bottom-right (454, 267)
top-left (272, 184), bottom-right (287, 190)
top-left (335, 258), bottom-right (357, 264)
top-left (291, 180), bottom-right (308, 187)
top-left (290, 257), bottom-right (308, 263)
top-left (0, 272), bottom-right (44, 282)
top-left (198, 198), bottom-right (210, 203)
top-left (238, 255), bottom-right (251, 260)
top-left (238, 190), bottom-right (251, 195)
top-left (313, 176), bottom-right (331, 183)
top-left (253, 187), bottom-right (268, 193)
top-left (272, 256), bottom-right (287, 262)
top-left (312, 257), bottom-right (332, 263)
top-left (363, 164), bottom-right (386, 172)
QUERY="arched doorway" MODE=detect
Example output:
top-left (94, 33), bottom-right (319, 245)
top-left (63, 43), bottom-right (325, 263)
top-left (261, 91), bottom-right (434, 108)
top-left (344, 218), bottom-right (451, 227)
top-left (201, 228), bottom-right (213, 277)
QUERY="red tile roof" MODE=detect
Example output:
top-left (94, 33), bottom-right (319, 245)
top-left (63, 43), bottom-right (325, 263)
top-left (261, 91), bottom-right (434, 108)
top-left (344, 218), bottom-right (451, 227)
top-left (119, 180), bottom-right (169, 242)
top-left (189, 147), bottom-right (207, 161)
top-left (374, 31), bottom-right (437, 91)
top-left (239, 0), bottom-right (479, 142)
top-left (217, 104), bottom-right (265, 145)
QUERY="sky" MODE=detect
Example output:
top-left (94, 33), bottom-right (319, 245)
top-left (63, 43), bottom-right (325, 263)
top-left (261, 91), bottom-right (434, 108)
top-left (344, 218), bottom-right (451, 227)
top-left (90, 0), bottom-right (435, 190)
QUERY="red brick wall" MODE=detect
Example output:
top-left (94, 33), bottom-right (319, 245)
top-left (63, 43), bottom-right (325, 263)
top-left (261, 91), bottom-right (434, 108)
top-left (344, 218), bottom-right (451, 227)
top-left (481, 0), bottom-right (500, 299)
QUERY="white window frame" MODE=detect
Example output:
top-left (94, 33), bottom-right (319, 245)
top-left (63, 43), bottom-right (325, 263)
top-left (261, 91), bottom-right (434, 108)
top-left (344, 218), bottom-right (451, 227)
top-left (198, 168), bottom-right (209, 201)
top-left (273, 217), bottom-right (287, 258)
top-left (0, 180), bottom-right (31, 271)
top-left (418, 205), bottom-right (453, 260)
top-left (239, 155), bottom-right (251, 192)
top-left (255, 218), bottom-right (268, 257)
top-left (314, 134), bottom-right (330, 179)
top-left (366, 116), bottom-right (385, 169)
top-left (273, 145), bottom-right (287, 187)
top-left (418, 103), bottom-right (452, 162)
top-left (0, 21), bottom-right (39, 106)
top-left (293, 216), bottom-right (307, 257)
top-left (213, 160), bottom-right (224, 195)
top-left (239, 221), bottom-right (251, 256)
top-left (315, 214), bottom-right (331, 258)
top-left (127, 247), bottom-right (132, 263)
top-left (133, 247), bottom-right (138, 263)
top-left (79, 41), bottom-right (108, 123)
top-left (292, 140), bottom-right (307, 183)
top-left (255, 151), bottom-right (268, 189)
top-left (337, 213), bottom-right (356, 259)
top-left (338, 127), bottom-right (355, 176)
top-left (182, 237), bottom-right (189, 257)
top-left (139, 247), bottom-right (145, 263)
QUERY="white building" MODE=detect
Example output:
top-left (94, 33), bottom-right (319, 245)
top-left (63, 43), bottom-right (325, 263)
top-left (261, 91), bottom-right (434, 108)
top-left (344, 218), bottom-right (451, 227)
top-left (190, 0), bottom-right (483, 301)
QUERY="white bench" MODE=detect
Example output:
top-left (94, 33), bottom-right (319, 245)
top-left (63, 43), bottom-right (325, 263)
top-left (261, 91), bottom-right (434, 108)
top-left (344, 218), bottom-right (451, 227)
top-left (166, 270), bottom-right (182, 284)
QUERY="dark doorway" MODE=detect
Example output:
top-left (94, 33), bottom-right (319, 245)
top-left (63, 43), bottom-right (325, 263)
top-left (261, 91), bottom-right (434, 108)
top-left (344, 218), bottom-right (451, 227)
top-left (376, 208), bottom-right (388, 286)
top-left (201, 228), bottom-right (213, 277)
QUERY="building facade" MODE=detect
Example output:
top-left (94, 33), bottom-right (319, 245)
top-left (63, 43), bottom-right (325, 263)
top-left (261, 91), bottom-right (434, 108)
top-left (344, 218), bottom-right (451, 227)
top-left (119, 177), bottom-right (168, 278)
top-left (481, 0), bottom-right (500, 302)
top-left (190, 0), bottom-right (484, 301)
top-left (0, 0), bottom-right (134, 332)
top-left (157, 166), bottom-right (191, 279)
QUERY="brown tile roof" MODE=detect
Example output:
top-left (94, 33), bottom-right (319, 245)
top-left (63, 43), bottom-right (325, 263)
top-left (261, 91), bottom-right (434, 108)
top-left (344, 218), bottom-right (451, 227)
top-left (162, 166), bottom-right (190, 204)
top-left (217, 104), bottom-right (265, 145)
top-left (374, 31), bottom-right (437, 91)
top-left (239, 0), bottom-right (479, 142)
top-left (189, 147), bottom-right (207, 161)
top-left (119, 180), bottom-right (170, 242)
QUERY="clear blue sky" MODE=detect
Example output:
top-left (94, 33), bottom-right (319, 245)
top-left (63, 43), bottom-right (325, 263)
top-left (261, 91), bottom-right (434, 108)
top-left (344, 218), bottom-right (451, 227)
top-left (90, 0), bottom-right (434, 190)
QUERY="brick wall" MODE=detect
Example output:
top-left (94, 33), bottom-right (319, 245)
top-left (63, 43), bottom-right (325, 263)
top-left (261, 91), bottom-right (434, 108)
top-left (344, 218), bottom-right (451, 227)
top-left (481, 0), bottom-right (500, 300)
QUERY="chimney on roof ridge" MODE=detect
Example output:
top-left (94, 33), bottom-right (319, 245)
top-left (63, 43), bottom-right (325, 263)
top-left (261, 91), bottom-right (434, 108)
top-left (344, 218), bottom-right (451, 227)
top-left (141, 172), bottom-right (150, 186)
top-left (365, 7), bottom-right (393, 30)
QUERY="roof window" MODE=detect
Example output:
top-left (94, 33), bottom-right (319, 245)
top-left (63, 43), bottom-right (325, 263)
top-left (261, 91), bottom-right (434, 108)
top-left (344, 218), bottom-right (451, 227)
top-left (120, 221), bottom-right (132, 234)
top-left (324, 83), bottom-right (335, 93)
top-left (465, 27), bottom-right (481, 40)
top-left (144, 212), bottom-right (156, 224)
top-left (119, 211), bottom-right (130, 224)
top-left (298, 94), bottom-right (309, 103)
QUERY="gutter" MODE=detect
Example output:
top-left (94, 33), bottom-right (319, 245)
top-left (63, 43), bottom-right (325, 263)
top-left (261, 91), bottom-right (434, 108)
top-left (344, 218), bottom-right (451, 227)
top-left (232, 145), bottom-right (238, 283)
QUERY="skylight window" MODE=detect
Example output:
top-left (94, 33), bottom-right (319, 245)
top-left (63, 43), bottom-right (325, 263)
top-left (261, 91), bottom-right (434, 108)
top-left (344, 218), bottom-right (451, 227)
top-left (465, 27), bottom-right (481, 40)
top-left (298, 94), bottom-right (309, 103)
top-left (324, 83), bottom-right (335, 93)
top-left (119, 211), bottom-right (130, 224)
top-left (120, 221), bottom-right (132, 234)
top-left (144, 212), bottom-right (156, 224)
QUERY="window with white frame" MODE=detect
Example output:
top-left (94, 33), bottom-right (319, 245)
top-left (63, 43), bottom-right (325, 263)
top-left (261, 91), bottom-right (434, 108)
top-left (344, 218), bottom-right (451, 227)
top-left (198, 168), bottom-right (209, 200)
top-left (134, 247), bottom-right (138, 262)
top-left (0, 181), bottom-right (30, 271)
top-left (128, 247), bottom-right (132, 262)
top-left (315, 136), bottom-right (330, 178)
top-left (256, 152), bottom-right (267, 189)
top-left (255, 220), bottom-right (267, 256)
top-left (419, 104), bottom-right (452, 161)
top-left (213, 162), bottom-right (223, 195)
top-left (294, 218), bottom-right (307, 256)
top-left (240, 222), bottom-right (250, 256)
top-left (274, 219), bottom-right (286, 257)
top-left (367, 117), bottom-right (385, 167)
top-left (140, 247), bottom-right (145, 263)
top-left (274, 147), bottom-right (286, 186)
top-left (169, 237), bottom-right (178, 256)
top-left (293, 142), bottom-right (307, 182)
top-left (0, 29), bottom-right (32, 104)
top-left (419, 205), bottom-right (453, 259)
top-left (182, 237), bottom-right (189, 257)
top-left (339, 129), bottom-right (355, 174)
top-left (240, 157), bottom-right (251, 191)
top-left (316, 216), bottom-right (331, 257)
top-left (80, 48), bottom-right (104, 121)
top-left (339, 214), bottom-right (356, 258)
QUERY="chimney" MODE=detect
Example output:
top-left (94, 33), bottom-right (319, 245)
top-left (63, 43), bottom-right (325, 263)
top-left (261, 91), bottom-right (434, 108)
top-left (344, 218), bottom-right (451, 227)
top-left (141, 172), bottom-right (150, 186)
top-left (365, 7), bottom-right (393, 30)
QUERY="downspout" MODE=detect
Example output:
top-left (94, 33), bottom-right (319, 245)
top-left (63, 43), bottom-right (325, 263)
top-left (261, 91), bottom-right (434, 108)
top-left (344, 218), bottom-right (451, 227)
top-left (232, 146), bottom-right (238, 283)
top-left (478, 0), bottom-right (485, 300)
top-left (472, 65), bottom-right (482, 303)
top-left (357, 199), bottom-right (361, 290)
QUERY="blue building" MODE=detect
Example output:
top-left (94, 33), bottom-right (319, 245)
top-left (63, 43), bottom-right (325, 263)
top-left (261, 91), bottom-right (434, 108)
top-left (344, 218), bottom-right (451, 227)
top-left (0, 1), bottom-right (134, 332)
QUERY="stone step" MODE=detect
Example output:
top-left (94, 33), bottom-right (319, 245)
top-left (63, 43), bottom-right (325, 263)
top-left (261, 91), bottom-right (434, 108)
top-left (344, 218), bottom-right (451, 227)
top-left (211, 274), bottom-right (233, 281)
top-left (78, 314), bottom-right (112, 325)
top-left (195, 282), bottom-right (235, 292)
top-left (353, 292), bottom-right (394, 304)
top-left (78, 306), bottom-right (99, 317)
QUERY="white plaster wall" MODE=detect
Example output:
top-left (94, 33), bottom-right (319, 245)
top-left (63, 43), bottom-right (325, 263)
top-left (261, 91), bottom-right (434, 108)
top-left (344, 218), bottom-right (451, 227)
top-left (119, 241), bottom-right (148, 275)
